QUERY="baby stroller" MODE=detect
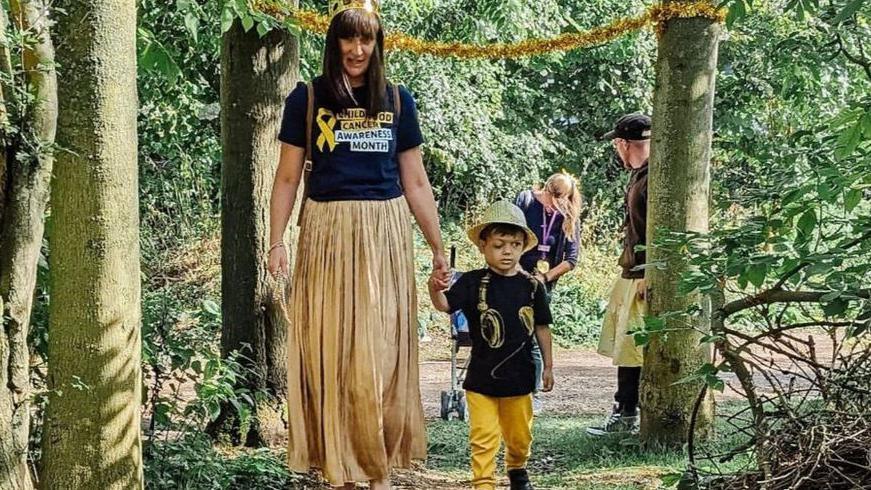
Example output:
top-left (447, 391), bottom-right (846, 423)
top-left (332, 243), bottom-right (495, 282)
top-left (440, 247), bottom-right (472, 421)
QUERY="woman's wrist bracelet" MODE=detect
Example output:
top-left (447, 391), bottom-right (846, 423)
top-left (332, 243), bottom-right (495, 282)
top-left (269, 241), bottom-right (285, 252)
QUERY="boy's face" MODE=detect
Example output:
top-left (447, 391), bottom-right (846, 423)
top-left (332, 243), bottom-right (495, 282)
top-left (478, 230), bottom-right (525, 275)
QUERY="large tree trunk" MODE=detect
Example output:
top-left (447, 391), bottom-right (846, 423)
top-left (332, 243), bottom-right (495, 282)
top-left (215, 18), bottom-right (298, 446)
top-left (639, 0), bottom-right (720, 447)
top-left (40, 1), bottom-right (142, 488)
top-left (0, 2), bottom-right (56, 488)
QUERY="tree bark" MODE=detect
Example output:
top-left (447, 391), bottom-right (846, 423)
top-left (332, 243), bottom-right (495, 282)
top-left (640, 0), bottom-right (720, 447)
top-left (0, 2), bottom-right (56, 488)
top-left (215, 17), bottom-right (298, 446)
top-left (40, 1), bottom-right (142, 488)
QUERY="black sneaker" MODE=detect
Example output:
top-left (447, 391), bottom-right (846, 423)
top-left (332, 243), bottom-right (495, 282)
top-left (508, 468), bottom-right (534, 490)
top-left (586, 404), bottom-right (639, 436)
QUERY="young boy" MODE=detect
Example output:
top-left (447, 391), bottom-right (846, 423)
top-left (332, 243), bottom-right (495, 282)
top-left (428, 200), bottom-right (554, 490)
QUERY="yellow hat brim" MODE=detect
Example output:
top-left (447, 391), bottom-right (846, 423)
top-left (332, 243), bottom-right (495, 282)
top-left (467, 222), bottom-right (538, 253)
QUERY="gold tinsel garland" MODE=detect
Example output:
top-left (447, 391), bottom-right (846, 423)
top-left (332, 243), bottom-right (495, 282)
top-left (255, 1), bottom-right (726, 60)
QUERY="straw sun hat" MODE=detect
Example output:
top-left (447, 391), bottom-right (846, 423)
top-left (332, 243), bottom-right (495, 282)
top-left (466, 200), bottom-right (538, 253)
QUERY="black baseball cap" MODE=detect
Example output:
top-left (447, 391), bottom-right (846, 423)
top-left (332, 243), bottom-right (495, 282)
top-left (603, 113), bottom-right (652, 141)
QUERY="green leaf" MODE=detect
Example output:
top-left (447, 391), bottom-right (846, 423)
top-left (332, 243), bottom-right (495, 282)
top-left (797, 209), bottom-right (817, 238)
top-left (154, 402), bottom-right (172, 426)
top-left (203, 299), bottom-right (220, 317)
top-left (256, 21), bottom-right (270, 37)
top-left (644, 315), bottom-right (665, 332)
top-left (184, 12), bottom-right (199, 44)
top-left (820, 290), bottom-right (842, 302)
top-left (845, 189), bottom-right (862, 212)
top-left (660, 472), bottom-right (683, 487)
top-left (221, 5), bottom-right (235, 33)
top-left (633, 332), bottom-right (650, 347)
top-left (746, 263), bottom-right (767, 287)
top-left (708, 376), bottom-right (726, 392)
top-left (697, 363), bottom-right (718, 376)
top-left (725, 0), bottom-right (747, 26)
top-left (817, 181), bottom-right (838, 202)
top-left (137, 29), bottom-right (181, 84)
top-left (833, 0), bottom-right (865, 23)
top-left (208, 400), bottom-right (221, 421)
top-left (241, 13), bottom-right (255, 32)
top-left (823, 299), bottom-right (848, 317)
top-left (700, 333), bottom-right (725, 344)
top-left (836, 121), bottom-right (863, 160)
top-left (234, 0), bottom-right (247, 15)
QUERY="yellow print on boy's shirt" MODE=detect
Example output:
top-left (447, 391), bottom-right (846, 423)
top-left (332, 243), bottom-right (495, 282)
top-left (316, 107), bottom-right (395, 153)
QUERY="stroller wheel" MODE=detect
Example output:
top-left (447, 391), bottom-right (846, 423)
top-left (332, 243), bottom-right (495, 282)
top-left (457, 392), bottom-right (468, 421)
top-left (440, 391), bottom-right (451, 421)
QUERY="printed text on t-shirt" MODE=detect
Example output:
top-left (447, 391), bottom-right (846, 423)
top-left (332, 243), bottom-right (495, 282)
top-left (316, 107), bottom-right (394, 154)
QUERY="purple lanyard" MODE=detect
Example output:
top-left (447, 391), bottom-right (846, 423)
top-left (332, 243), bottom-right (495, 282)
top-left (539, 205), bottom-right (560, 259)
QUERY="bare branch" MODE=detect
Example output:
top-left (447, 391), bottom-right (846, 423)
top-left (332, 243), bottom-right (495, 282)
top-left (836, 33), bottom-right (871, 81)
top-left (721, 288), bottom-right (871, 318)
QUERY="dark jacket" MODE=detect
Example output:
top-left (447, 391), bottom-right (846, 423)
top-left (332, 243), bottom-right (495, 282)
top-left (619, 164), bottom-right (648, 279)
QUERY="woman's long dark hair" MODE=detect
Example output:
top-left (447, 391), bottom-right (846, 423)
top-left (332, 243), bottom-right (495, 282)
top-left (322, 8), bottom-right (387, 115)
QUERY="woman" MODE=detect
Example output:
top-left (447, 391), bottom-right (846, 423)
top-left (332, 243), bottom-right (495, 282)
top-left (515, 173), bottom-right (582, 409)
top-left (515, 173), bottom-right (582, 291)
top-left (267, 2), bottom-right (449, 488)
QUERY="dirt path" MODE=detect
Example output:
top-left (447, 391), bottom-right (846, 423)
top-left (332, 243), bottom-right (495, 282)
top-left (419, 335), bottom-right (837, 418)
top-left (420, 348), bottom-right (623, 417)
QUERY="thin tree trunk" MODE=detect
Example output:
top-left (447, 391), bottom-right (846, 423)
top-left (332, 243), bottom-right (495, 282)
top-left (0, 5), bottom-right (11, 218)
top-left (40, 1), bottom-right (142, 488)
top-left (0, 2), bottom-right (56, 488)
top-left (0, 6), bottom-right (17, 480)
top-left (639, 0), bottom-right (720, 447)
top-left (215, 17), bottom-right (298, 446)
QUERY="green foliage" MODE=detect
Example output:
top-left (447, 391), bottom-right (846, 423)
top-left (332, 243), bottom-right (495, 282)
top-left (138, 0), bottom-right (223, 259)
top-left (673, 0), bottom-right (871, 311)
top-left (144, 434), bottom-right (312, 489)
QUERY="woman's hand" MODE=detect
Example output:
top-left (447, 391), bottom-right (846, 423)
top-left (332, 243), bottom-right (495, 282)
top-left (635, 278), bottom-right (647, 301)
top-left (431, 249), bottom-right (451, 290)
top-left (269, 245), bottom-right (289, 278)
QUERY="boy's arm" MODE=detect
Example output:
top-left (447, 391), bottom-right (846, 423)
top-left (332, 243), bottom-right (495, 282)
top-left (428, 275), bottom-right (451, 312)
top-left (535, 325), bottom-right (554, 391)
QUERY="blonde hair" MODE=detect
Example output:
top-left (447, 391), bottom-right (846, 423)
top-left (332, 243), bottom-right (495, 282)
top-left (543, 173), bottom-right (582, 241)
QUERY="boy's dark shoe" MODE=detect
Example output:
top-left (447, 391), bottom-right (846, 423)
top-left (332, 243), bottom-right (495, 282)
top-left (508, 468), bottom-right (534, 490)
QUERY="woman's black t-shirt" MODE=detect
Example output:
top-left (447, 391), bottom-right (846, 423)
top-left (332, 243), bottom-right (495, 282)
top-left (444, 269), bottom-right (552, 397)
top-left (277, 77), bottom-right (424, 201)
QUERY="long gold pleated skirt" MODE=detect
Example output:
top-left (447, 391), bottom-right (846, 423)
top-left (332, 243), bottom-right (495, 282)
top-left (286, 197), bottom-right (427, 486)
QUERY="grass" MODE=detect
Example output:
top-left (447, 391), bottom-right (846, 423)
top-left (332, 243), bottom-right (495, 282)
top-left (426, 415), bottom-right (684, 489)
top-left (424, 401), bottom-right (756, 490)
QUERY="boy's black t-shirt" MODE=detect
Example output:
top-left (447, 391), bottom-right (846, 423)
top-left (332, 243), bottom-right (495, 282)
top-left (444, 268), bottom-right (552, 397)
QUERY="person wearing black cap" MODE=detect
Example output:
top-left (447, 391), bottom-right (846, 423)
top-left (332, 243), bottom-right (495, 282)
top-left (587, 113), bottom-right (651, 436)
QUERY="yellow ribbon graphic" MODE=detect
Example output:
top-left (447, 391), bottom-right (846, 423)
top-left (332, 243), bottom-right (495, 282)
top-left (316, 108), bottom-right (337, 152)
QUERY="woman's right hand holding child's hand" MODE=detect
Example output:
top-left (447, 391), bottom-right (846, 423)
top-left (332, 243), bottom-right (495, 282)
top-left (429, 268), bottom-right (450, 291)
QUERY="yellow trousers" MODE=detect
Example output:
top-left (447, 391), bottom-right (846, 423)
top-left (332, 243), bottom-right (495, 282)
top-left (466, 391), bottom-right (533, 490)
